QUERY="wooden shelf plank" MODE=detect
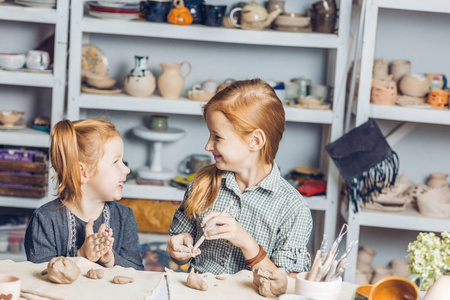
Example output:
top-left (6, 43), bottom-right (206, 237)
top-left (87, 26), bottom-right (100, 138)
top-left (0, 3), bottom-right (57, 24)
top-left (0, 195), bottom-right (49, 209)
top-left (0, 127), bottom-right (50, 148)
top-left (122, 179), bottom-right (328, 210)
top-left (78, 93), bottom-right (333, 124)
top-left (0, 70), bottom-right (53, 88)
top-left (370, 104), bottom-right (450, 125)
top-left (81, 17), bottom-right (340, 49)
top-left (378, 0), bottom-right (450, 14)
top-left (341, 204), bottom-right (450, 233)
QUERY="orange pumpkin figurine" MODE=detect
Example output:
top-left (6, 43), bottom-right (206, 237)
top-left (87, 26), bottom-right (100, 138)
top-left (167, 0), bottom-right (193, 26)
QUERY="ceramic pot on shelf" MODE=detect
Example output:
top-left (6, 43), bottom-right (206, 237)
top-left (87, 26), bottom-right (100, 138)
top-left (426, 172), bottom-right (449, 188)
top-left (124, 55), bottom-right (156, 98)
top-left (157, 61), bottom-right (192, 99)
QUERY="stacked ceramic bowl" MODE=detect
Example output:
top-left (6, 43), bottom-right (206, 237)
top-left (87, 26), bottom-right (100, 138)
top-left (87, 1), bottom-right (140, 20)
top-left (273, 13), bottom-right (311, 33)
top-left (14, 0), bottom-right (56, 8)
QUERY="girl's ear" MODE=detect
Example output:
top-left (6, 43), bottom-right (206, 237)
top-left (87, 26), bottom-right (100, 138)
top-left (80, 162), bottom-right (89, 184)
top-left (249, 129), bottom-right (266, 151)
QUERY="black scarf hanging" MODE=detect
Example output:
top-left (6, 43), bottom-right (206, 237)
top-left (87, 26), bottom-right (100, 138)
top-left (325, 119), bottom-right (399, 212)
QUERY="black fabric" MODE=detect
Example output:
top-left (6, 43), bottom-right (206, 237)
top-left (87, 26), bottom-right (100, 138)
top-left (325, 119), bottom-right (399, 212)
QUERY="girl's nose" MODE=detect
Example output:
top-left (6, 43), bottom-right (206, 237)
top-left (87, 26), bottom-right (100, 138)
top-left (123, 164), bottom-right (131, 175)
top-left (205, 139), bottom-right (213, 152)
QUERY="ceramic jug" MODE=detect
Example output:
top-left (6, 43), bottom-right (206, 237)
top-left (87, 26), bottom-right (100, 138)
top-left (158, 61), bottom-right (192, 98)
top-left (124, 55), bottom-right (156, 97)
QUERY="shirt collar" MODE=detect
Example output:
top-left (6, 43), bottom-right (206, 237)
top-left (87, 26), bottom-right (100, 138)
top-left (222, 161), bottom-right (281, 194)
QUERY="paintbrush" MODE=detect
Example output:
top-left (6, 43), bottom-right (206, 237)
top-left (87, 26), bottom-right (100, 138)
top-left (192, 200), bottom-right (234, 252)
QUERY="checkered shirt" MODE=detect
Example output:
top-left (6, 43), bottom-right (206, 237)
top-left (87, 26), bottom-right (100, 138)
top-left (169, 162), bottom-right (312, 275)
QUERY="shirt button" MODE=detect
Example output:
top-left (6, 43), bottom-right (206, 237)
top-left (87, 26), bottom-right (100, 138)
top-left (220, 260), bottom-right (225, 266)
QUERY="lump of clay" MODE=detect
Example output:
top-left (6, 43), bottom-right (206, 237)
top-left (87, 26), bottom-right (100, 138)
top-left (47, 256), bottom-right (80, 284)
top-left (215, 275), bottom-right (226, 280)
top-left (252, 268), bottom-right (288, 298)
top-left (86, 268), bottom-right (104, 279)
top-left (113, 276), bottom-right (134, 284)
top-left (186, 268), bottom-right (208, 291)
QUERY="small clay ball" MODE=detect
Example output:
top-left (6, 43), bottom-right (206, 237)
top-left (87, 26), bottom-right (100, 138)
top-left (86, 268), bottom-right (104, 279)
top-left (47, 256), bottom-right (80, 284)
top-left (113, 276), bottom-right (134, 284)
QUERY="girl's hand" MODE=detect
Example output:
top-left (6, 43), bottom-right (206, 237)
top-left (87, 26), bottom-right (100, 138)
top-left (98, 228), bottom-right (115, 267)
top-left (202, 212), bottom-right (259, 256)
top-left (77, 219), bottom-right (113, 263)
top-left (166, 233), bottom-right (200, 264)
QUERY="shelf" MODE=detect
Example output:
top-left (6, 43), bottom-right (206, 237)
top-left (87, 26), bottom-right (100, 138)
top-left (80, 17), bottom-right (340, 49)
top-left (0, 195), bottom-right (49, 209)
top-left (378, 0), bottom-right (450, 14)
top-left (341, 204), bottom-right (450, 233)
top-left (123, 179), bottom-right (329, 210)
top-left (0, 3), bottom-right (57, 24)
top-left (0, 70), bottom-right (54, 88)
top-left (78, 93), bottom-right (333, 124)
top-left (370, 104), bottom-right (450, 126)
top-left (0, 127), bottom-right (50, 148)
top-left (0, 252), bottom-right (27, 262)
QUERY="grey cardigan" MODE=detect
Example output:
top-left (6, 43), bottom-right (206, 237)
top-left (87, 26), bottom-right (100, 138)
top-left (25, 199), bottom-right (144, 270)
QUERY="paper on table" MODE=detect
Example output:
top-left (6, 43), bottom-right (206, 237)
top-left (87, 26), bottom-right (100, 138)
top-left (0, 257), bottom-right (163, 300)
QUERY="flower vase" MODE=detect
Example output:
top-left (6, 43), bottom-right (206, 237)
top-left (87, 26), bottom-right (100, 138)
top-left (424, 275), bottom-right (450, 300)
top-left (124, 55), bottom-right (156, 97)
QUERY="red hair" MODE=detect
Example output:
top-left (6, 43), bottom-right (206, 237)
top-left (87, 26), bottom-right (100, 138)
top-left (50, 118), bottom-right (120, 204)
top-left (184, 79), bottom-right (285, 218)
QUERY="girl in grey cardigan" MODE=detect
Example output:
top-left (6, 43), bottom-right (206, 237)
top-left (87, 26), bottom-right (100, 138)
top-left (25, 119), bottom-right (143, 270)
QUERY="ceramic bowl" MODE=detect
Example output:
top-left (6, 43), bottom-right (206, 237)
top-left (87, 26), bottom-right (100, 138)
top-left (0, 53), bottom-right (25, 70)
top-left (86, 74), bottom-right (116, 89)
top-left (0, 111), bottom-right (24, 126)
top-left (369, 276), bottom-right (419, 300)
top-left (274, 13), bottom-right (310, 27)
top-left (354, 284), bottom-right (372, 300)
top-left (399, 74), bottom-right (429, 98)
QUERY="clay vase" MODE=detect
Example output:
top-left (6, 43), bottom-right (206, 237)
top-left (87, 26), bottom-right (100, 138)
top-left (390, 259), bottom-right (411, 278)
top-left (157, 61), bottom-right (192, 99)
top-left (124, 55), bottom-right (156, 98)
top-left (424, 275), bottom-right (450, 300)
top-left (357, 245), bottom-right (376, 273)
top-left (390, 60), bottom-right (411, 83)
top-left (426, 172), bottom-right (449, 188)
top-left (371, 266), bottom-right (392, 284)
top-left (372, 58), bottom-right (389, 80)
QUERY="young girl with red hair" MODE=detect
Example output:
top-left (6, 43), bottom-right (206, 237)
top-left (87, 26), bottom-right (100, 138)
top-left (167, 79), bottom-right (312, 277)
top-left (25, 118), bottom-right (143, 270)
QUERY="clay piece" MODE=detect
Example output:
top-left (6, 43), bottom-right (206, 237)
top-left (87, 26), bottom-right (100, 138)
top-left (86, 268), bottom-right (104, 279)
top-left (215, 275), bottom-right (226, 280)
top-left (113, 276), bottom-right (134, 284)
top-left (47, 256), bottom-right (80, 284)
top-left (252, 268), bottom-right (288, 298)
top-left (186, 268), bottom-right (208, 291)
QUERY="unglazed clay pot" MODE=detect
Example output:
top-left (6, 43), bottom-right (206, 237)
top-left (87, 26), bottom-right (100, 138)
top-left (124, 55), bottom-right (156, 98)
top-left (357, 245), bottom-right (376, 273)
top-left (390, 60), bottom-right (411, 83)
top-left (426, 172), bottom-right (449, 188)
top-left (424, 275), bottom-right (450, 300)
top-left (416, 188), bottom-right (450, 219)
top-left (390, 259), bottom-right (411, 278)
top-left (399, 74), bottom-right (429, 97)
top-left (371, 266), bottom-right (392, 284)
top-left (157, 61), bottom-right (192, 99)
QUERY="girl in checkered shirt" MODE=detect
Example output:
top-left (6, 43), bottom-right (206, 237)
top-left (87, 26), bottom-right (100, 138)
top-left (168, 79), bottom-right (312, 277)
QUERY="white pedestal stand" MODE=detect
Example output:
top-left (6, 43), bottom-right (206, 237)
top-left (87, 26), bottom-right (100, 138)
top-left (133, 125), bottom-right (186, 180)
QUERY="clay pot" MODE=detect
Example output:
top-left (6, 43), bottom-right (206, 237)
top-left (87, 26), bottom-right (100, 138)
top-left (373, 58), bottom-right (389, 80)
top-left (416, 188), bottom-right (450, 219)
top-left (427, 172), bottom-right (449, 188)
top-left (355, 269), bottom-right (372, 285)
top-left (357, 245), bottom-right (376, 273)
top-left (427, 89), bottom-right (450, 109)
top-left (371, 77), bottom-right (397, 106)
top-left (424, 275), bottom-right (450, 300)
top-left (390, 60), bottom-right (411, 83)
top-left (399, 74), bottom-right (429, 97)
top-left (158, 61), bottom-right (192, 99)
top-left (124, 55), bottom-right (156, 98)
top-left (371, 266), bottom-right (393, 284)
top-left (390, 259), bottom-right (411, 278)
